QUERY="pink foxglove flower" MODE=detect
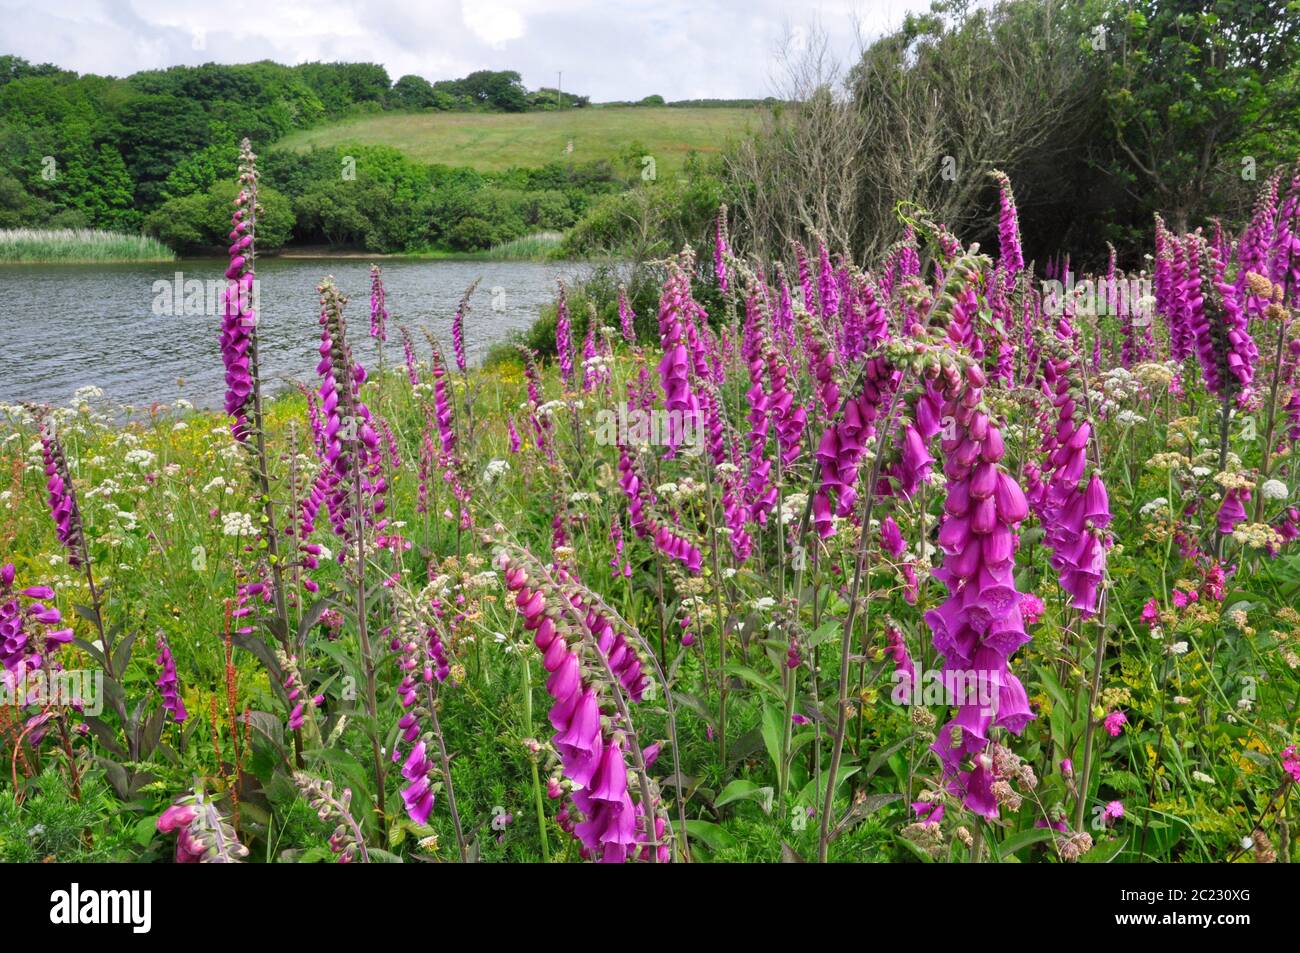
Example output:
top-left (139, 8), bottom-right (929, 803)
top-left (497, 556), bottom-right (661, 862)
top-left (924, 359), bottom-right (1035, 819)
top-left (155, 633), bottom-right (187, 723)
top-left (369, 264), bottom-right (389, 343)
top-left (1217, 487), bottom-right (1250, 535)
top-left (451, 278), bottom-right (479, 373)
top-left (220, 140), bottom-right (260, 442)
top-left (555, 279), bottom-right (575, 386)
top-left (316, 278), bottom-right (387, 552)
top-left (617, 283), bottom-right (636, 343)
top-left (37, 415), bottom-right (86, 568)
top-left (992, 170), bottom-right (1024, 276)
top-left (157, 793), bottom-right (249, 863)
top-left (713, 205), bottom-right (730, 293)
top-left (1, 564), bottom-right (74, 689)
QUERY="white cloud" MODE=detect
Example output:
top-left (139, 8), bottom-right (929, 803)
top-left (461, 1), bottom-right (527, 50)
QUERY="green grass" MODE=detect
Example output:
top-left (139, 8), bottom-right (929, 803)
top-left (486, 230), bottom-right (565, 260)
top-left (273, 106), bottom-right (759, 175)
top-left (0, 228), bottom-right (176, 263)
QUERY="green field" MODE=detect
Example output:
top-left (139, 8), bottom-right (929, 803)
top-left (273, 106), bottom-right (759, 174)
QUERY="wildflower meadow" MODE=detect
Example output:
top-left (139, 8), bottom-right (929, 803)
top-left (3, 131), bottom-right (1299, 881)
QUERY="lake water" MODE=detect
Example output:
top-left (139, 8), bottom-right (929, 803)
top-left (0, 257), bottom-right (593, 408)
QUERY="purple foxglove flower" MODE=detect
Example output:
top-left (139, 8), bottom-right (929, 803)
top-left (617, 283), bottom-right (637, 343)
top-left (992, 170), bottom-right (1024, 275)
top-left (369, 264), bottom-right (389, 343)
top-left (555, 279), bottom-right (575, 386)
top-left (1216, 487), bottom-right (1249, 535)
top-left (155, 633), bottom-right (187, 723)
top-left (38, 416), bottom-right (86, 568)
top-left (713, 205), bottom-right (731, 293)
top-left (920, 359), bottom-right (1037, 818)
top-left (451, 278), bottom-right (478, 373)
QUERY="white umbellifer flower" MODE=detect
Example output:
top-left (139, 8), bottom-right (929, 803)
top-left (779, 493), bottom-right (807, 526)
top-left (221, 511), bottom-right (255, 537)
top-left (483, 459), bottom-right (510, 483)
top-left (1139, 497), bottom-right (1168, 516)
top-left (655, 482), bottom-right (679, 496)
top-left (751, 597), bottom-right (777, 611)
top-left (1169, 641), bottom-right (1189, 655)
top-left (1192, 771), bottom-right (1214, 784)
top-left (1261, 479), bottom-right (1288, 500)
top-left (86, 479), bottom-right (121, 498)
top-left (1116, 410), bottom-right (1146, 426)
top-left (172, 422), bottom-right (187, 431)
top-left (1191, 466), bottom-right (1211, 478)
top-left (124, 448), bottom-right (156, 469)
top-left (317, 544), bottom-right (333, 562)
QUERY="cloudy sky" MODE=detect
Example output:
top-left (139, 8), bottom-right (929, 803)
top-left (0, 0), bottom-right (931, 100)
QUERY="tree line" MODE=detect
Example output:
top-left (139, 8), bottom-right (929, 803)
top-left (0, 58), bottom-right (600, 240)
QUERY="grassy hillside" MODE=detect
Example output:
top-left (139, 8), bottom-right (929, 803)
top-left (273, 106), bottom-right (758, 174)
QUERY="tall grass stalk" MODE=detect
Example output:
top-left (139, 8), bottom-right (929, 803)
top-left (0, 228), bottom-right (175, 263)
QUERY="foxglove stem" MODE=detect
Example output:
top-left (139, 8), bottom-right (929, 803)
top-left (352, 443), bottom-right (385, 822)
top-left (369, 263), bottom-right (388, 373)
top-left (424, 679), bottom-right (468, 861)
top-left (818, 378), bottom-right (905, 863)
top-left (34, 411), bottom-right (112, 688)
top-left (232, 140), bottom-right (297, 760)
top-left (1071, 344), bottom-right (1115, 834)
top-left (1252, 304), bottom-right (1292, 523)
top-left (319, 277), bottom-right (387, 821)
